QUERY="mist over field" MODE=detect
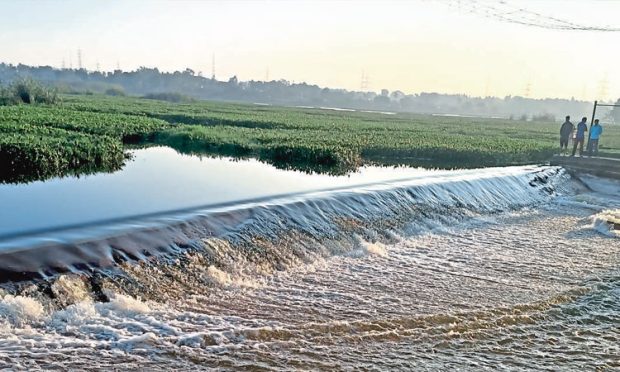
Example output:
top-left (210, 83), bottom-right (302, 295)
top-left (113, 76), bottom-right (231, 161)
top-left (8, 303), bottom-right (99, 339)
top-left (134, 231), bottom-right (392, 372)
top-left (2, 62), bottom-right (616, 122)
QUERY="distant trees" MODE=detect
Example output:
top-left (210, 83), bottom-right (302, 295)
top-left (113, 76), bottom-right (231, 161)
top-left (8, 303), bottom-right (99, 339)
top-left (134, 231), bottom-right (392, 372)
top-left (0, 62), bottom-right (595, 118)
top-left (532, 113), bottom-right (556, 122)
top-left (373, 94), bottom-right (390, 107)
top-left (105, 87), bottom-right (126, 96)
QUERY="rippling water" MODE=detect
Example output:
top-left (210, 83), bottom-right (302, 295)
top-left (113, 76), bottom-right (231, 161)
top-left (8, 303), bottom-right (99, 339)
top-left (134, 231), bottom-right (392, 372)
top-left (0, 164), bottom-right (619, 370)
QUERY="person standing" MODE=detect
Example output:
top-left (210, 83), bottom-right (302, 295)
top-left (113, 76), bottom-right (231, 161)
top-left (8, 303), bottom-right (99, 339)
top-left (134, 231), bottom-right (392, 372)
top-left (559, 115), bottom-right (574, 155)
top-left (589, 119), bottom-right (603, 156)
top-left (571, 117), bottom-right (588, 157)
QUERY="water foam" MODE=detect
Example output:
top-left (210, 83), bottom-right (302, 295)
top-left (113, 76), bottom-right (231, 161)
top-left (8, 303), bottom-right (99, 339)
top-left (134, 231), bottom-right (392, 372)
top-left (591, 209), bottom-right (620, 237)
top-left (0, 170), bottom-right (618, 370)
top-left (0, 166), bottom-right (571, 292)
top-left (0, 295), bottom-right (45, 327)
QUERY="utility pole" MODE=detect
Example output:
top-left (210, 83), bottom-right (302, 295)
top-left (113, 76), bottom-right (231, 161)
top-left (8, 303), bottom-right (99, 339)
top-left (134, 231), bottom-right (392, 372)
top-left (265, 67), bottom-right (270, 82)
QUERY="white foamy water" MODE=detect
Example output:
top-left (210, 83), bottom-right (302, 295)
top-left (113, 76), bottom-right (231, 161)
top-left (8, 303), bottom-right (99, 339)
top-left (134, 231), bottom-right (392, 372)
top-left (0, 167), bottom-right (619, 370)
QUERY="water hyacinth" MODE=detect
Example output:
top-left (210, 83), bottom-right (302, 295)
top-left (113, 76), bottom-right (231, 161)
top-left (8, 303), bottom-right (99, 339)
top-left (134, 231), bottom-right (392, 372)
top-left (2, 93), bottom-right (620, 183)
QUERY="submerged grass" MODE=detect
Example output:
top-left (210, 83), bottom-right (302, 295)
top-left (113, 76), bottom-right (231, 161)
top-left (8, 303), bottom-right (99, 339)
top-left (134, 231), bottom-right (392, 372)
top-left (1, 93), bottom-right (619, 183)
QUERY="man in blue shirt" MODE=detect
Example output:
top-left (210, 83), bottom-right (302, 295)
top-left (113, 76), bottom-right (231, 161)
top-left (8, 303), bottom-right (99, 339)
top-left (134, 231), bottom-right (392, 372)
top-left (588, 119), bottom-right (603, 156)
top-left (571, 117), bottom-right (588, 156)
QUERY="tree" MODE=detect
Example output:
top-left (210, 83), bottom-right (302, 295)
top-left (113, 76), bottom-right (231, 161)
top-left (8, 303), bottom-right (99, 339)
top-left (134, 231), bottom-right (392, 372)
top-left (390, 90), bottom-right (405, 101)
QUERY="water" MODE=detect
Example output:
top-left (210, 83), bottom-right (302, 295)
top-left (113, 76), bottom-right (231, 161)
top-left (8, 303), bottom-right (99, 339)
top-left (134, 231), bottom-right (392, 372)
top-left (0, 146), bottom-right (446, 238)
top-left (0, 147), bottom-right (619, 370)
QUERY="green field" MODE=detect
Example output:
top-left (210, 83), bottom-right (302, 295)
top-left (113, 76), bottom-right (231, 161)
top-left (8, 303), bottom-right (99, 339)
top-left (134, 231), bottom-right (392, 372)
top-left (1, 94), bottom-right (619, 183)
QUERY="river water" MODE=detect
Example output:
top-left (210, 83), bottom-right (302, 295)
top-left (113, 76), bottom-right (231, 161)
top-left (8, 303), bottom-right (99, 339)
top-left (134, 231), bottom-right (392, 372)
top-left (0, 147), bottom-right (619, 370)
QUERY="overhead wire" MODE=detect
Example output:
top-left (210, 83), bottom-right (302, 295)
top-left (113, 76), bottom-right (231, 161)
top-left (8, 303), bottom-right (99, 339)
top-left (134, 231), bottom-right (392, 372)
top-left (437, 0), bottom-right (620, 32)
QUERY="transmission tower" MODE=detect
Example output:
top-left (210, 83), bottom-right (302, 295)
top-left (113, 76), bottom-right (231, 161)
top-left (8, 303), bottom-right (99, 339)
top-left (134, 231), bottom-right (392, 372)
top-left (597, 76), bottom-right (610, 101)
top-left (211, 53), bottom-right (216, 80)
top-left (524, 81), bottom-right (531, 98)
top-left (361, 70), bottom-right (370, 91)
top-left (581, 84), bottom-right (588, 101)
top-left (265, 67), bottom-right (270, 82)
top-left (77, 48), bottom-right (83, 70)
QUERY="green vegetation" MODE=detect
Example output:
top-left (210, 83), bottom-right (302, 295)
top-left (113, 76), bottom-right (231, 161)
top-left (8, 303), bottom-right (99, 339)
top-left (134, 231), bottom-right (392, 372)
top-left (143, 92), bottom-right (194, 103)
top-left (0, 122), bottom-right (124, 183)
top-left (1, 92), bottom-right (619, 183)
top-left (0, 79), bottom-right (59, 105)
top-left (105, 87), bottom-right (126, 97)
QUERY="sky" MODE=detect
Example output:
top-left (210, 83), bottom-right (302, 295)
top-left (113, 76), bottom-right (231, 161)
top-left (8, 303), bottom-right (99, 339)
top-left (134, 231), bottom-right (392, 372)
top-left (0, 0), bottom-right (619, 100)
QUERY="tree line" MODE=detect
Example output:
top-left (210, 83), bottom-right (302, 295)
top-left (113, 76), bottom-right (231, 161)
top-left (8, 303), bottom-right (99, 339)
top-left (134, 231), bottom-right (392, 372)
top-left (1, 62), bottom-right (617, 122)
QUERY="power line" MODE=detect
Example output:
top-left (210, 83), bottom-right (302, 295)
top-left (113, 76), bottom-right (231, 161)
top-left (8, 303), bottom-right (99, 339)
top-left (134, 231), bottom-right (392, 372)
top-left (437, 0), bottom-right (620, 32)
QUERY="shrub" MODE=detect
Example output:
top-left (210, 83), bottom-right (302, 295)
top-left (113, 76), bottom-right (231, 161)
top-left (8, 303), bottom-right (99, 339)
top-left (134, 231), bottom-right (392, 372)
top-left (143, 92), bottom-right (194, 103)
top-left (0, 78), bottom-right (59, 105)
top-left (105, 87), bottom-right (126, 96)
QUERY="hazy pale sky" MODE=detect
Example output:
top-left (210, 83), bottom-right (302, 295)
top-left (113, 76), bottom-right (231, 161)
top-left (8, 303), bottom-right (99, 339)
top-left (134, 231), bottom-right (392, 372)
top-left (1, 0), bottom-right (619, 100)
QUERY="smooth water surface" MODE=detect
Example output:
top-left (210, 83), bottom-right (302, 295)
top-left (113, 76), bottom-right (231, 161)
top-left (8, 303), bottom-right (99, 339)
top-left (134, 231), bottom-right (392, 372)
top-left (0, 146), bottom-right (443, 238)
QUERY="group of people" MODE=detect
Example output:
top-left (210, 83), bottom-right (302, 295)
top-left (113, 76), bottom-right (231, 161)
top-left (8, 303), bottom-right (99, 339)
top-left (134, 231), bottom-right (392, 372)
top-left (559, 115), bottom-right (604, 156)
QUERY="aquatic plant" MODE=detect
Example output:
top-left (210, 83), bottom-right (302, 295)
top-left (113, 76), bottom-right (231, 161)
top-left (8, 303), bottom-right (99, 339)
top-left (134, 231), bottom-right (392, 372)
top-left (2, 93), bottom-right (619, 183)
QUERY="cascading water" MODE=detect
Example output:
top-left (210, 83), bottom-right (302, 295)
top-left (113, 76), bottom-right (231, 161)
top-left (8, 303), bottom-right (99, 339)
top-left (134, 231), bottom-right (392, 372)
top-left (0, 154), bottom-right (618, 370)
top-left (0, 165), bottom-right (566, 286)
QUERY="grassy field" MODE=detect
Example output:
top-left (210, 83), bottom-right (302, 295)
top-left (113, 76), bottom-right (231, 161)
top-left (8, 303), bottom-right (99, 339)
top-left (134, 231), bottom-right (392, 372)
top-left (1, 94), bottom-right (619, 183)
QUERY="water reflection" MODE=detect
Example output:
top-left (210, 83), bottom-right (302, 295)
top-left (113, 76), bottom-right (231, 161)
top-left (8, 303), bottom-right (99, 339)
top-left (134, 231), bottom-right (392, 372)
top-left (0, 146), bottom-right (442, 238)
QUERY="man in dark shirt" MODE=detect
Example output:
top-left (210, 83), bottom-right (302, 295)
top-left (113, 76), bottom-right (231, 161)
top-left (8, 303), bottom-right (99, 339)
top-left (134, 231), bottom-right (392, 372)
top-left (571, 117), bottom-right (588, 157)
top-left (559, 115), bottom-right (573, 155)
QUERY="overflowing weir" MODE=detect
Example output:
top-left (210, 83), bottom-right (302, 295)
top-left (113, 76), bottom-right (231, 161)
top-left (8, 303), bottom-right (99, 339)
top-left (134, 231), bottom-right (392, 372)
top-left (2, 159), bottom-right (620, 370)
top-left (0, 165), bottom-right (569, 289)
